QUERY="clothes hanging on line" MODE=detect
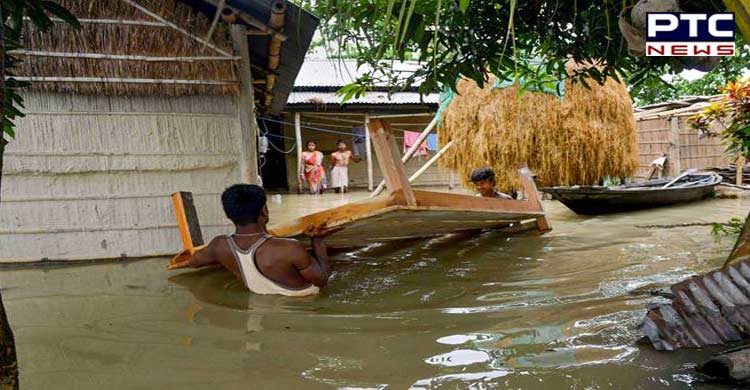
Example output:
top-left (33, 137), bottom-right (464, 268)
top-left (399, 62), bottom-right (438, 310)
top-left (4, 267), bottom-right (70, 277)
top-left (403, 131), bottom-right (428, 156)
top-left (426, 134), bottom-right (438, 151)
top-left (351, 126), bottom-right (367, 159)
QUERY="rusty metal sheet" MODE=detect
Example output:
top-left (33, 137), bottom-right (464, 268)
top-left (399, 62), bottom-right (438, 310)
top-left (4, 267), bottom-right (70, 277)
top-left (640, 259), bottom-right (750, 350)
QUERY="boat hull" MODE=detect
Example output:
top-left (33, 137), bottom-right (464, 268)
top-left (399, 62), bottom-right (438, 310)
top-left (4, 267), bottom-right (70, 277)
top-left (544, 184), bottom-right (718, 215)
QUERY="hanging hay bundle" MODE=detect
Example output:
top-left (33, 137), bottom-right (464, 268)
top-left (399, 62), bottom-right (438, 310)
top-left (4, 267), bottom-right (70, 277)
top-left (438, 69), bottom-right (640, 193)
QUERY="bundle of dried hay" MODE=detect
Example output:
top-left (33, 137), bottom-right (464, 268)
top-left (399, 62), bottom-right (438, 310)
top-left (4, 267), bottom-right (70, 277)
top-left (17, 0), bottom-right (238, 96)
top-left (439, 68), bottom-right (639, 192)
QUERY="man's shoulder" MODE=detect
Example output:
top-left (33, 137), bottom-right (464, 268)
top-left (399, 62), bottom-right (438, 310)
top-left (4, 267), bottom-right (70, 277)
top-left (267, 236), bottom-right (305, 249)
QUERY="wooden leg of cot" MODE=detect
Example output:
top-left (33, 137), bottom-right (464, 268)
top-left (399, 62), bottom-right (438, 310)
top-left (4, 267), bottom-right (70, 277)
top-left (517, 163), bottom-right (551, 232)
top-left (367, 119), bottom-right (417, 206)
top-left (169, 192), bottom-right (205, 268)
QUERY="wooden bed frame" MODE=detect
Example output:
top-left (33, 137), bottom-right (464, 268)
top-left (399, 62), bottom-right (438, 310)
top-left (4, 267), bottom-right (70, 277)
top-left (268, 119), bottom-right (550, 246)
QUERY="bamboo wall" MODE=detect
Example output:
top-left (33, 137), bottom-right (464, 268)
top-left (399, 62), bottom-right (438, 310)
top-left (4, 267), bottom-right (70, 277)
top-left (281, 113), bottom-right (454, 191)
top-left (636, 115), bottom-right (731, 177)
top-left (0, 92), bottom-right (241, 262)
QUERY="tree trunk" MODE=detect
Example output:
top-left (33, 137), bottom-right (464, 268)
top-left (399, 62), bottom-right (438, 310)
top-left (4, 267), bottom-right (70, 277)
top-left (0, 5), bottom-right (20, 389)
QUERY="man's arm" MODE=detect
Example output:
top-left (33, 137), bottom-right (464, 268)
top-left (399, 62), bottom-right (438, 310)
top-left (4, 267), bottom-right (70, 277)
top-left (310, 236), bottom-right (331, 277)
top-left (167, 237), bottom-right (220, 270)
top-left (289, 226), bottom-right (342, 287)
top-left (288, 241), bottom-right (329, 287)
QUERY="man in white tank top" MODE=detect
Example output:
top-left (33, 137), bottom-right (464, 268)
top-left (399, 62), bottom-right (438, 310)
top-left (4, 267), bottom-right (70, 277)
top-left (167, 184), bottom-right (337, 296)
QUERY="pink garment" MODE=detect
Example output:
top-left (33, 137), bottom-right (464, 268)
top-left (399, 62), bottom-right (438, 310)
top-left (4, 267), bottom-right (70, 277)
top-left (403, 131), bottom-right (428, 156)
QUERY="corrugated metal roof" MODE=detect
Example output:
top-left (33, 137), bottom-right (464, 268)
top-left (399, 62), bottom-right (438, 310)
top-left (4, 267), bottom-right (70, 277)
top-left (639, 259), bottom-right (750, 351)
top-left (293, 58), bottom-right (427, 88)
top-left (287, 91), bottom-right (439, 106)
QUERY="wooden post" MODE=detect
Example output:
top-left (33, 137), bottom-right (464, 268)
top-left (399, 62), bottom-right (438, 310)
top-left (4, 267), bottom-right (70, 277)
top-left (737, 156), bottom-right (745, 186)
top-left (365, 112), bottom-right (373, 191)
top-left (517, 164), bottom-right (551, 232)
top-left (294, 112), bottom-right (303, 193)
top-left (368, 119), bottom-right (417, 206)
top-left (667, 116), bottom-right (682, 177)
top-left (231, 24), bottom-right (260, 185)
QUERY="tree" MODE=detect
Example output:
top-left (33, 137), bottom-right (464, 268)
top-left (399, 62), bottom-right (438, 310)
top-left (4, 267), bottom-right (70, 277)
top-left (629, 41), bottom-right (750, 107)
top-left (1, 2), bottom-right (78, 388)
top-left (304, 0), bottom-right (748, 98)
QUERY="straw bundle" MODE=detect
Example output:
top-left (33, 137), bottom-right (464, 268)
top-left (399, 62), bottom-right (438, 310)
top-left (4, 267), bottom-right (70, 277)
top-left (17, 0), bottom-right (238, 96)
top-left (439, 70), bottom-right (639, 192)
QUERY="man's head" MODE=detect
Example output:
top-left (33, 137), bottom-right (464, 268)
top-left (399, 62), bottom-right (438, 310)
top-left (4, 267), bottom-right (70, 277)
top-left (336, 139), bottom-right (347, 151)
top-left (470, 167), bottom-right (496, 197)
top-left (221, 184), bottom-right (268, 227)
top-left (307, 140), bottom-right (317, 152)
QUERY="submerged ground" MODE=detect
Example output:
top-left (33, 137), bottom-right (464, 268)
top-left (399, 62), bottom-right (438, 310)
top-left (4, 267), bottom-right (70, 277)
top-left (1, 192), bottom-right (748, 389)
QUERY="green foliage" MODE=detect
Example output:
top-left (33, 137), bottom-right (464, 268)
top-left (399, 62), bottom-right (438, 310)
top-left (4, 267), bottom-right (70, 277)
top-left (2, 0), bottom-right (79, 139)
top-left (712, 217), bottom-right (744, 237)
top-left (630, 41), bottom-right (750, 107)
top-left (299, 0), bottom-right (732, 98)
top-left (689, 76), bottom-right (750, 159)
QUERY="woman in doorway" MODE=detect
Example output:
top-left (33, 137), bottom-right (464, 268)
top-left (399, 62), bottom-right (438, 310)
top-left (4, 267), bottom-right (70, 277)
top-left (300, 140), bottom-right (327, 194)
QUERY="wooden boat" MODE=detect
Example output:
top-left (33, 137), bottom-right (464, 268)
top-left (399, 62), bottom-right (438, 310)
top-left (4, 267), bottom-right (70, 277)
top-left (541, 171), bottom-right (723, 215)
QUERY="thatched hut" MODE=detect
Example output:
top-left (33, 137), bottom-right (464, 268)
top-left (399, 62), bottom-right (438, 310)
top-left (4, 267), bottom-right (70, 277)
top-left (438, 71), bottom-right (640, 192)
top-left (0, 0), bottom-right (318, 262)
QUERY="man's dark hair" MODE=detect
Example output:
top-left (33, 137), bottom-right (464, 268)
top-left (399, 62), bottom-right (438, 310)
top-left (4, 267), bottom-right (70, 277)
top-left (221, 184), bottom-right (267, 225)
top-left (470, 167), bottom-right (496, 183)
top-left (336, 139), bottom-right (346, 145)
top-left (306, 140), bottom-right (316, 146)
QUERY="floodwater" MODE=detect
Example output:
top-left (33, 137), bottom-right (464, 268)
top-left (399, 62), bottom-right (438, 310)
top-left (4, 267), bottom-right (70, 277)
top-left (1, 192), bottom-right (749, 389)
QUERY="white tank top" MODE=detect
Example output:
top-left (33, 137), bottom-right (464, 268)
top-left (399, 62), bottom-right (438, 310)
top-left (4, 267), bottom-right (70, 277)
top-left (226, 235), bottom-right (320, 297)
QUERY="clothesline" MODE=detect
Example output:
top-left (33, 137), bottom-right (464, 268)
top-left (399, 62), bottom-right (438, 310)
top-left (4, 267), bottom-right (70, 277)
top-left (258, 116), bottom-right (422, 137)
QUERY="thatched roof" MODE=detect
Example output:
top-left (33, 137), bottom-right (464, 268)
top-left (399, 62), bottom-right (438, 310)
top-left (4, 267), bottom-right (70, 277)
top-left (13, 0), bottom-right (319, 114)
top-left (439, 71), bottom-right (640, 192)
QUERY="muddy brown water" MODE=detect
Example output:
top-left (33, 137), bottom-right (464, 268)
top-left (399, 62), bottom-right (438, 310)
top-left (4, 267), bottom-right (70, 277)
top-left (2, 193), bottom-right (749, 389)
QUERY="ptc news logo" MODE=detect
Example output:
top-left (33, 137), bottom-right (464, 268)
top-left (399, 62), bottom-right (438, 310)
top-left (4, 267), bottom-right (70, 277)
top-left (646, 12), bottom-right (736, 56)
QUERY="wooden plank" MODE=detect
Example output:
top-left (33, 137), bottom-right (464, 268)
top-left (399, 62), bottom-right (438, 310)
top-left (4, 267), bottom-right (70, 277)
top-left (269, 196), bottom-right (400, 237)
top-left (171, 192), bottom-right (204, 249)
top-left (371, 115), bottom-right (439, 196)
top-left (368, 119), bottom-right (416, 206)
top-left (517, 164), bottom-right (551, 231)
top-left (412, 190), bottom-right (543, 215)
top-left (282, 209), bottom-right (540, 248)
top-left (231, 24), bottom-right (260, 185)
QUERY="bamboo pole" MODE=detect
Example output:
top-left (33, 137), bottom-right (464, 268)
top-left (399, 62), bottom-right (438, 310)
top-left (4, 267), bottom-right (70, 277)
top-left (408, 140), bottom-right (454, 184)
top-left (370, 116), bottom-right (438, 197)
top-left (231, 24), bottom-right (260, 185)
top-left (31, 16), bottom-right (168, 27)
top-left (10, 76), bottom-right (236, 85)
top-left (9, 50), bottom-right (240, 62)
top-left (365, 112), bottom-right (373, 191)
top-left (197, 0), bottom-right (287, 41)
top-left (203, 0), bottom-right (226, 48)
top-left (370, 112), bottom-right (436, 119)
top-left (295, 113), bottom-right (304, 193)
top-left (121, 0), bottom-right (233, 57)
